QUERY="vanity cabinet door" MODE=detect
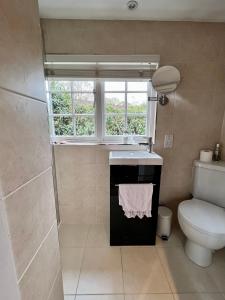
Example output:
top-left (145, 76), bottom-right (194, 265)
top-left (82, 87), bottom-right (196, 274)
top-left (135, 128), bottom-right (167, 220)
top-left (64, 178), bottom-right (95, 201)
top-left (110, 165), bottom-right (161, 246)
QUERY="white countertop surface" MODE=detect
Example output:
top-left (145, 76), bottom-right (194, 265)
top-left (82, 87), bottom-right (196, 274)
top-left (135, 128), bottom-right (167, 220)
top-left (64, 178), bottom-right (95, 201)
top-left (109, 150), bottom-right (163, 165)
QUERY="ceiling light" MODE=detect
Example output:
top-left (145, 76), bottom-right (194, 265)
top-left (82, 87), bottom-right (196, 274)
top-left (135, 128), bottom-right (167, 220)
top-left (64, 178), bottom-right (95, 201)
top-left (127, 0), bottom-right (138, 10)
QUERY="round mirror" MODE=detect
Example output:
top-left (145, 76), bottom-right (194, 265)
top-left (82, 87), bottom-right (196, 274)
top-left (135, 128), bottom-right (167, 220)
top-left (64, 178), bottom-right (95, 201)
top-left (152, 66), bottom-right (181, 94)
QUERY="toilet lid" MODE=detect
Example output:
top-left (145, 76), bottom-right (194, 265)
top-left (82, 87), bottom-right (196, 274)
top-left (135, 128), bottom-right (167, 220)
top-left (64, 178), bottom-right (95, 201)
top-left (179, 199), bottom-right (225, 236)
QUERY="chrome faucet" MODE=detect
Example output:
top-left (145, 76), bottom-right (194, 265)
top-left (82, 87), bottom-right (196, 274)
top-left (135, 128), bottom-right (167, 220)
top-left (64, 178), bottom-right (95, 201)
top-left (139, 137), bottom-right (153, 153)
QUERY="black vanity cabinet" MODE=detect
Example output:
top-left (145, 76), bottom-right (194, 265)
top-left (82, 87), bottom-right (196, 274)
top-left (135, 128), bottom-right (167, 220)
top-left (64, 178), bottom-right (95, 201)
top-left (110, 165), bottom-right (162, 246)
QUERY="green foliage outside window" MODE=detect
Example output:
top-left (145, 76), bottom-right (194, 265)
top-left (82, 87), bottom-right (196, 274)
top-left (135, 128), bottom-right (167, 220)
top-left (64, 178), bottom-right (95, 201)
top-left (54, 116), bottom-right (73, 136)
top-left (105, 97), bottom-right (146, 135)
top-left (76, 116), bottom-right (95, 136)
top-left (50, 81), bottom-right (72, 114)
top-left (49, 80), bottom-right (148, 137)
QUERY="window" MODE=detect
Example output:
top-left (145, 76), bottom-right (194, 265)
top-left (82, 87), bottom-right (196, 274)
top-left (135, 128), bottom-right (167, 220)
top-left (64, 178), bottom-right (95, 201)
top-left (46, 79), bottom-right (157, 143)
top-left (104, 80), bottom-right (149, 137)
top-left (46, 80), bottom-right (96, 137)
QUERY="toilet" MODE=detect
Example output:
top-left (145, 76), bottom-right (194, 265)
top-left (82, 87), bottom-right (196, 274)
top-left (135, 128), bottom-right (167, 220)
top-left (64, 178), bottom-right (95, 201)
top-left (178, 160), bottom-right (225, 267)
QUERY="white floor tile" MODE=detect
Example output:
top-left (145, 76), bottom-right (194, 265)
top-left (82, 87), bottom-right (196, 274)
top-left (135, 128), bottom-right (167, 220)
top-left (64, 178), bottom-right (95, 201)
top-left (76, 295), bottom-right (124, 300)
top-left (61, 247), bottom-right (84, 294)
top-left (77, 247), bottom-right (123, 294)
top-left (122, 247), bottom-right (171, 294)
top-left (157, 247), bottom-right (219, 293)
top-left (156, 227), bottom-right (185, 248)
top-left (125, 294), bottom-right (174, 300)
top-left (64, 296), bottom-right (75, 300)
top-left (174, 293), bottom-right (225, 300)
top-left (207, 250), bottom-right (225, 292)
top-left (86, 224), bottom-right (109, 247)
top-left (60, 223), bottom-right (225, 300)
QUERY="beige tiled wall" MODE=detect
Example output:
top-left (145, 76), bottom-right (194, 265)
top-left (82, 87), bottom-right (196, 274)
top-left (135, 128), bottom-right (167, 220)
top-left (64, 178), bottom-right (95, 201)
top-left (54, 145), bottom-right (109, 224)
top-left (42, 19), bottom-right (225, 223)
top-left (221, 114), bottom-right (225, 160)
top-left (0, 1), bottom-right (63, 300)
top-left (0, 202), bottom-right (21, 300)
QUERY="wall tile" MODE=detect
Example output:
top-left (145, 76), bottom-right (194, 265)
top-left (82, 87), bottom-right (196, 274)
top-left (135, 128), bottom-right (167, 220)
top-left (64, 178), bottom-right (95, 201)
top-left (95, 164), bottom-right (110, 188)
top-left (221, 115), bottom-right (225, 160)
top-left (19, 223), bottom-right (61, 300)
top-left (42, 20), bottom-right (136, 55)
top-left (0, 201), bottom-right (21, 300)
top-left (96, 186), bottom-right (110, 225)
top-left (0, 0), bottom-right (45, 100)
top-left (154, 92), bottom-right (175, 151)
top-left (4, 168), bottom-right (56, 279)
top-left (54, 145), bottom-right (96, 167)
top-left (0, 89), bottom-right (52, 197)
top-left (58, 185), bottom-right (96, 205)
top-left (60, 202), bottom-right (96, 225)
top-left (59, 224), bottom-right (89, 247)
top-left (96, 149), bottom-right (109, 165)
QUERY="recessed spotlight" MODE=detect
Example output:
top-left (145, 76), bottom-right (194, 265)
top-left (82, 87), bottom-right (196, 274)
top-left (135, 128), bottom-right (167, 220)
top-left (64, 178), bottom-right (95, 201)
top-left (127, 0), bottom-right (138, 10)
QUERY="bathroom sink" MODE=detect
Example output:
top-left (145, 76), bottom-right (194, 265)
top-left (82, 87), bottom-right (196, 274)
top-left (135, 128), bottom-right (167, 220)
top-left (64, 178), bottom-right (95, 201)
top-left (109, 151), bottom-right (163, 165)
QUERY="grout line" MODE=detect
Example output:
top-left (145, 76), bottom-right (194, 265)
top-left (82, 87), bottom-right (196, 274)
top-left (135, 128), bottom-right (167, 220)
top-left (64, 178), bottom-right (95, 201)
top-left (74, 251), bottom-right (85, 296)
top-left (84, 224), bottom-right (91, 248)
top-left (0, 86), bottom-right (46, 104)
top-left (120, 247), bottom-right (125, 299)
top-left (172, 293), bottom-right (176, 300)
top-left (17, 221), bottom-right (56, 284)
top-left (2, 166), bottom-right (52, 201)
top-left (74, 228), bottom-right (89, 295)
top-left (75, 293), bottom-right (172, 295)
top-left (46, 267), bottom-right (62, 300)
top-left (155, 246), bottom-right (174, 294)
top-left (58, 221), bottom-right (62, 230)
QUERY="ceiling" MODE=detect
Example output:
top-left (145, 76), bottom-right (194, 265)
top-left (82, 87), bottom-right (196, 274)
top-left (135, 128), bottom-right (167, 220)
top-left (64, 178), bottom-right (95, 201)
top-left (38, 0), bottom-right (225, 22)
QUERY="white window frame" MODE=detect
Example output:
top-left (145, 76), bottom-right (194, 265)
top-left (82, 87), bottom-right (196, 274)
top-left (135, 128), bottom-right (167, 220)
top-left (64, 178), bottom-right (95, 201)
top-left (46, 78), bottom-right (157, 144)
top-left (46, 78), bottom-right (98, 143)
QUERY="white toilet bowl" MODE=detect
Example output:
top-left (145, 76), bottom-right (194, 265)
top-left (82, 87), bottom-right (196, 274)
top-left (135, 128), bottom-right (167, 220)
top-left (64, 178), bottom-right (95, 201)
top-left (178, 198), bottom-right (225, 267)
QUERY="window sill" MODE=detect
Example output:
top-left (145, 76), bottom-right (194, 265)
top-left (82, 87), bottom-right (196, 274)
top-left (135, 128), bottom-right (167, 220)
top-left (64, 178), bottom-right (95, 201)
top-left (52, 141), bottom-right (148, 151)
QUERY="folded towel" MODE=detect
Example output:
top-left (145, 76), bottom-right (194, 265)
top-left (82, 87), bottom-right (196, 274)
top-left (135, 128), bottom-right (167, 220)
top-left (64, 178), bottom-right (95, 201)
top-left (119, 183), bottom-right (153, 219)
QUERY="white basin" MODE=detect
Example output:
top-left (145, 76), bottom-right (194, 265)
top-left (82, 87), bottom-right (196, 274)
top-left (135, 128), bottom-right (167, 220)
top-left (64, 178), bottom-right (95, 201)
top-left (109, 150), bottom-right (163, 165)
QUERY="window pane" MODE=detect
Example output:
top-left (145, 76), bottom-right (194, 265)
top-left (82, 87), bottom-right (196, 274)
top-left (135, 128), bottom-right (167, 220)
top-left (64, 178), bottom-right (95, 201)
top-left (105, 115), bottom-right (125, 136)
top-left (76, 116), bottom-right (95, 136)
top-left (49, 81), bottom-right (71, 92)
top-left (127, 93), bottom-right (147, 113)
top-left (105, 93), bottom-right (125, 113)
top-left (72, 81), bottom-right (94, 92)
top-left (51, 92), bottom-right (72, 114)
top-left (54, 116), bottom-right (73, 136)
top-left (74, 93), bottom-right (95, 113)
top-left (104, 81), bottom-right (125, 92)
top-left (127, 81), bottom-right (148, 91)
top-left (127, 116), bottom-right (146, 135)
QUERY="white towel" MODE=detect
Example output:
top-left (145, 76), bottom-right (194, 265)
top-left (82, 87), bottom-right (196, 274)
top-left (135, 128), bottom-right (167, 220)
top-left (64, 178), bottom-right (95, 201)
top-left (119, 184), bottom-right (153, 219)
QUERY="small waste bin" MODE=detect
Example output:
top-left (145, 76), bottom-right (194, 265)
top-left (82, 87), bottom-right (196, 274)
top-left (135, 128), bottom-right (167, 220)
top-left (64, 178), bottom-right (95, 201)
top-left (157, 206), bottom-right (172, 240)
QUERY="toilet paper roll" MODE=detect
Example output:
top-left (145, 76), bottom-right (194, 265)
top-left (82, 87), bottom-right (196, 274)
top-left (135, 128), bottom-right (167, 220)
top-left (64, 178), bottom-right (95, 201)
top-left (200, 150), bottom-right (213, 162)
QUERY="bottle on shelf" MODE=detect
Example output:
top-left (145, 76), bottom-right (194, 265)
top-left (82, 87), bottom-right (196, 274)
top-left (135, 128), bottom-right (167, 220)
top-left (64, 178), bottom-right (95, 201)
top-left (212, 143), bottom-right (222, 161)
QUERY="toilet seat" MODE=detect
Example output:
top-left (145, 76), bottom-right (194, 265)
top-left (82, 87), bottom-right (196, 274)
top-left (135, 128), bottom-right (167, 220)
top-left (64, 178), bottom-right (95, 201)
top-left (179, 199), bottom-right (225, 237)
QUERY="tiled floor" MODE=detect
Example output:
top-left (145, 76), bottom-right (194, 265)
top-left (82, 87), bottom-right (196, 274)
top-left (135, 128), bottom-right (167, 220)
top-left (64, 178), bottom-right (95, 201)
top-left (59, 224), bottom-right (225, 300)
